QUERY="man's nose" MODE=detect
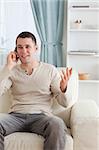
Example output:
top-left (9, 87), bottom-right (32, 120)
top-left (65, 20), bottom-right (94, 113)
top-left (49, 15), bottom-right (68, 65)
top-left (22, 47), bottom-right (27, 53)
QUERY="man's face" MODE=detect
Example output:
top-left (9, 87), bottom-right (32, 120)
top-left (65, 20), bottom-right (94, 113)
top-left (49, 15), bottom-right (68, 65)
top-left (16, 37), bottom-right (37, 64)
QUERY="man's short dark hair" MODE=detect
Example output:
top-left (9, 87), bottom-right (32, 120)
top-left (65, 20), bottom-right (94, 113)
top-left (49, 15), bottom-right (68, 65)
top-left (16, 31), bottom-right (37, 45)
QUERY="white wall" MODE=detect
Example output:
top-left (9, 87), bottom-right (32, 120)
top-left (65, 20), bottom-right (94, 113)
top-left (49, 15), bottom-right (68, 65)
top-left (0, 0), bottom-right (40, 58)
top-left (0, 0), bottom-right (67, 66)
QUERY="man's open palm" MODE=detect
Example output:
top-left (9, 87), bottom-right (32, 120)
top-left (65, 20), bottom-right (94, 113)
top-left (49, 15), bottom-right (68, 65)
top-left (60, 68), bottom-right (72, 92)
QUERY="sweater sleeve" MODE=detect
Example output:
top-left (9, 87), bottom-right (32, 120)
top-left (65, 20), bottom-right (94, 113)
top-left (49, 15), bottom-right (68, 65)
top-left (0, 66), bottom-right (12, 96)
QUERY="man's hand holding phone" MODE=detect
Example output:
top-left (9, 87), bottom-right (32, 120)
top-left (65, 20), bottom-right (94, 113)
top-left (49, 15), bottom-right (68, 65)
top-left (6, 48), bottom-right (19, 70)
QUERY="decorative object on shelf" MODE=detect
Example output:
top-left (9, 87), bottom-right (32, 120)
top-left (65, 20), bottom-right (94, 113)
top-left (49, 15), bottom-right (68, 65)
top-left (74, 19), bottom-right (82, 29)
top-left (78, 73), bottom-right (90, 80)
top-left (72, 5), bottom-right (89, 8)
top-left (70, 1), bottom-right (99, 9)
top-left (70, 19), bottom-right (82, 29)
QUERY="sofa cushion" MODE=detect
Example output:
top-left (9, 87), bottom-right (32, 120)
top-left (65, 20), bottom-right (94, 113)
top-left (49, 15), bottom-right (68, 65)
top-left (5, 132), bottom-right (44, 150)
top-left (5, 130), bottom-right (73, 150)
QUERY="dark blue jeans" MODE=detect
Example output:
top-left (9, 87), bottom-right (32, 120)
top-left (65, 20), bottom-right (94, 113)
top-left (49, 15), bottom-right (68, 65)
top-left (0, 112), bottom-right (67, 150)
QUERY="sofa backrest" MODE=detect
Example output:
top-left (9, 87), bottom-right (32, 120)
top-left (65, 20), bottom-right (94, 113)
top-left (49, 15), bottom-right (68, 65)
top-left (0, 67), bottom-right (78, 127)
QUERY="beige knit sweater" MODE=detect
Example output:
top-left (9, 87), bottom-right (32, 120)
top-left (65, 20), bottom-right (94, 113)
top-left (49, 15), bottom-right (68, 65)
top-left (0, 62), bottom-right (68, 115)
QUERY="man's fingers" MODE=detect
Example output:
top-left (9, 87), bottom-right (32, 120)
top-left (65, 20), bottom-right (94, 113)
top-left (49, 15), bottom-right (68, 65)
top-left (11, 52), bottom-right (17, 61)
top-left (66, 68), bottom-right (69, 78)
top-left (61, 67), bottom-right (72, 81)
top-left (69, 68), bottom-right (72, 76)
top-left (60, 74), bottom-right (64, 82)
top-left (62, 70), bottom-right (67, 80)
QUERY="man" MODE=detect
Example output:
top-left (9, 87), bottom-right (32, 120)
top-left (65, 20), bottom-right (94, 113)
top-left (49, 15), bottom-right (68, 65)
top-left (0, 31), bottom-right (72, 150)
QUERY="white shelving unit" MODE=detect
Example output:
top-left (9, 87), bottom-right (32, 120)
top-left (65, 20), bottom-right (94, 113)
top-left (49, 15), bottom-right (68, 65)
top-left (67, 0), bottom-right (99, 105)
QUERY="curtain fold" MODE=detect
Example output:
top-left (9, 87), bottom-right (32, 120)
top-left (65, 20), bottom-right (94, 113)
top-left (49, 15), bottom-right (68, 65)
top-left (30, 0), bottom-right (64, 67)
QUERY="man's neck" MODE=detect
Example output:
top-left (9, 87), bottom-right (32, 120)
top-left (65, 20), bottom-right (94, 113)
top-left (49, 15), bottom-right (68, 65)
top-left (21, 60), bottom-right (39, 68)
top-left (20, 60), bottom-right (40, 75)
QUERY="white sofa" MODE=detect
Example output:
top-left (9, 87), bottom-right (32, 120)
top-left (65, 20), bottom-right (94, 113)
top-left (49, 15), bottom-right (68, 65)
top-left (0, 68), bottom-right (99, 150)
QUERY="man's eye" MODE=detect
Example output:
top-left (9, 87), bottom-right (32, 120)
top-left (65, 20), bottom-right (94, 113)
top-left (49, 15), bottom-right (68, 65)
top-left (26, 45), bottom-right (30, 49)
top-left (18, 47), bottom-right (23, 49)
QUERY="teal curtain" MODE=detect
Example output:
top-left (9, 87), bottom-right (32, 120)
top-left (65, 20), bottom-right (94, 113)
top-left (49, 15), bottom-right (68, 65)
top-left (30, 0), bottom-right (64, 67)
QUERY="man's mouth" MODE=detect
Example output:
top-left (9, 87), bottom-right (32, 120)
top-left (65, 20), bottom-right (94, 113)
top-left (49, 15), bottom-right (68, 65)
top-left (21, 55), bottom-right (29, 59)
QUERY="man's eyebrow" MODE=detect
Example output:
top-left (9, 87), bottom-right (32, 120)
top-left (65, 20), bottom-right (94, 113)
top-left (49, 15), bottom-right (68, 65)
top-left (17, 44), bottom-right (22, 47)
top-left (17, 44), bottom-right (30, 46)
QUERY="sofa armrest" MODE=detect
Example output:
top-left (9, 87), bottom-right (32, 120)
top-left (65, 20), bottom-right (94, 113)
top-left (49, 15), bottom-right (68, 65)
top-left (70, 100), bottom-right (99, 150)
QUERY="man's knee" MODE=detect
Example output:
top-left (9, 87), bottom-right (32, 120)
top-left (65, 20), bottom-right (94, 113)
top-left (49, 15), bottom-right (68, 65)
top-left (47, 116), bottom-right (66, 135)
top-left (50, 116), bottom-right (65, 127)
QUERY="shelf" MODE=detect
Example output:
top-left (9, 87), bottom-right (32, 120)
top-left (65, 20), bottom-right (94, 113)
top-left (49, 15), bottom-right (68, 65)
top-left (69, 7), bottom-right (99, 11)
top-left (68, 52), bottom-right (99, 57)
top-left (70, 29), bottom-right (99, 32)
top-left (79, 80), bottom-right (99, 83)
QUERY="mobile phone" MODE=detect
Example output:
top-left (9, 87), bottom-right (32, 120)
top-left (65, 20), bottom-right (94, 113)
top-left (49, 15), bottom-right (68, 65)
top-left (14, 47), bottom-right (19, 61)
top-left (14, 47), bottom-right (17, 52)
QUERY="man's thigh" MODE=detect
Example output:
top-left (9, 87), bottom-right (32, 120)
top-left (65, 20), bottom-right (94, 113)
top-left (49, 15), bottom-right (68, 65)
top-left (28, 114), bottom-right (67, 136)
top-left (0, 113), bottom-right (25, 136)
